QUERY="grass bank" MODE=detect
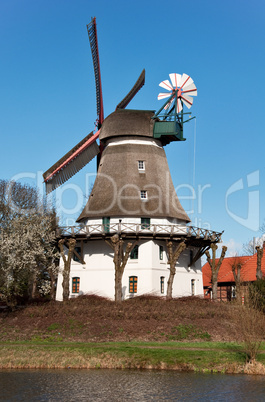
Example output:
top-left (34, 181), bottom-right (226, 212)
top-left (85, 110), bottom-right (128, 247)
top-left (1, 296), bottom-right (265, 374)
top-left (1, 341), bottom-right (265, 374)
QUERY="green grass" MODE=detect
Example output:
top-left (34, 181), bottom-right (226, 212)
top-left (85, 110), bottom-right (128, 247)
top-left (0, 341), bottom-right (264, 371)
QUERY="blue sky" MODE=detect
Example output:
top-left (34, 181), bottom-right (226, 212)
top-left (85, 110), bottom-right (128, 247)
top-left (1, 0), bottom-right (265, 255)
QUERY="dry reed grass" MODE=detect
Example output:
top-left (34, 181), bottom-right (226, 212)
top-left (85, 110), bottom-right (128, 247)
top-left (0, 295), bottom-right (240, 343)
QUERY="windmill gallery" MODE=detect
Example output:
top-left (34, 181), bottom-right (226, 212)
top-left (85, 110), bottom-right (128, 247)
top-left (43, 18), bottom-right (222, 302)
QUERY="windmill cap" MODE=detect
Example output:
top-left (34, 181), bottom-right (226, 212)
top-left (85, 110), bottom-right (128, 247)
top-left (99, 109), bottom-right (156, 141)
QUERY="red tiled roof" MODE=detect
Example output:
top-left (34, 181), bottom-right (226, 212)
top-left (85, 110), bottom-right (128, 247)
top-left (202, 253), bottom-right (265, 288)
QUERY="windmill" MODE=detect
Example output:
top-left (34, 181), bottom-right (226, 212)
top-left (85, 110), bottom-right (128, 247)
top-left (43, 17), bottom-right (145, 193)
top-left (46, 18), bottom-right (223, 301)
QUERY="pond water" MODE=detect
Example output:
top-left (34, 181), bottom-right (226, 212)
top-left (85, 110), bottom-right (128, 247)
top-left (0, 369), bottom-right (265, 401)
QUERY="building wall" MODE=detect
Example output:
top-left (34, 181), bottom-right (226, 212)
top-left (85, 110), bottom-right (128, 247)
top-left (56, 239), bottom-right (204, 301)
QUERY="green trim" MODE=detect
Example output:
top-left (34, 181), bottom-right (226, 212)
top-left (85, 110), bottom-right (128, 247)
top-left (102, 217), bottom-right (110, 233)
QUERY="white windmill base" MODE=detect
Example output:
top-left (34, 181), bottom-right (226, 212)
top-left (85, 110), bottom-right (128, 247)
top-left (55, 221), bottom-right (204, 301)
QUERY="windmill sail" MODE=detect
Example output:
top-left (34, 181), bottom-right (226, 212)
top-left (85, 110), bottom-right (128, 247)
top-left (116, 69), bottom-right (145, 110)
top-left (43, 19), bottom-right (146, 195)
top-left (87, 17), bottom-right (104, 127)
top-left (43, 131), bottom-right (100, 194)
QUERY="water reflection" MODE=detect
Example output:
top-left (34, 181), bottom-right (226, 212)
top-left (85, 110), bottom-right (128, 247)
top-left (0, 369), bottom-right (265, 401)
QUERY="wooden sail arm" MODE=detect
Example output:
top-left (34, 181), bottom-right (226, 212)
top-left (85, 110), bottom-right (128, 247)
top-left (43, 130), bottom-right (100, 183)
top-left (87, 17), bottom-right (104, 127)
top-left (116, 69), bottom-right (145, 110)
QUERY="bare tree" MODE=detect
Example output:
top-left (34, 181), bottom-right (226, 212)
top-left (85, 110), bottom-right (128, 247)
top-left (243, 235), bottom-right (265, 256)
top-left (105, 234), bottom-right (136, 302)
top-left (255, 244), bottom-right (264, 280)
top-left (166, 241), bottom-right (186, 299)
top-left (231, 255), bottom-right (243, 301)
top-left (58, 238), bottom-right (76, 301)
top-left (205, 244), bottom-right (227, 300)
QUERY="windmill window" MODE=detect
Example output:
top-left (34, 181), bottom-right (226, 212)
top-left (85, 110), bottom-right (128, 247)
top-left (129, 276), bottom-right (138, 293)
top-left (160, 276), bottom-right (165, 294)
top-left (159, 245), bottom-right (164, 260)
top-left (140, 190), bottom-right (147, 200)
top-left (141, 217), bottom-right (150, 229)
top-left (130, 245), bottom-right (139, 260)
top-left (138, 160), bottom-right (145, 171)
top-left (73, 247), bottom-right (81, 262)
top-left (72, 277), bottom-right (80, 294)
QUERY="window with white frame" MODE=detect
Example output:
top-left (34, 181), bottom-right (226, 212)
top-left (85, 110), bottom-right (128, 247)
top-left (138, 160), bottom-right (145, 171)
top-left (140, 190), bottom-right (147, 200)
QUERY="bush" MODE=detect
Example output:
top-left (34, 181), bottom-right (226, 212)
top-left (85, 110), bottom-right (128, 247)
top-left (249, 279), bottom-right (265, 313)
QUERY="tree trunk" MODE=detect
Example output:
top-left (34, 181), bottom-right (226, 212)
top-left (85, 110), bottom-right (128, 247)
top-left (256, 245), bottom-right (263, 280)
top-left (166, 241), bottom-right (186, 299)
top-left (232, 259), bottom-right (242, 302)
top-left (30, 271), bottom-right (37, 300)
top-left (49, 268), bottom-right (56, 300)
top-left (62, 259), bottom-right (71, 301)
top-left (167, 269), bottom-right (175, 299)
top-left (59, 238), bottom-right (76, 301)
top-left (205, 244), bottom-right (227, 301)
top-left (212, 274), bottom-right (218, 300)
top-left (115, 269), bottom-right (123, 302)
top-left (106, 235), bottom-right (136, 302)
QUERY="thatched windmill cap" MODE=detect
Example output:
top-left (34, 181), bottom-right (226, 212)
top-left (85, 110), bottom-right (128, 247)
top-left (99, 109), bottom-right (156, 141)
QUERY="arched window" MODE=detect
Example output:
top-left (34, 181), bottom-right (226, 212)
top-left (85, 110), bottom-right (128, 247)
top-left (72, 277), bottom-right (80, 294)
top-left (129, 276), bottom-right (138, 293)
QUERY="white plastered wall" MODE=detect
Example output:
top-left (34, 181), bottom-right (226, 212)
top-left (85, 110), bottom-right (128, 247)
top-left (56, 238), bottom-right (203, 301)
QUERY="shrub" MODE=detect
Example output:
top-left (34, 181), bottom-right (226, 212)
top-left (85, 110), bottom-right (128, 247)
top-left (249, 279), bottom-right (265, 313)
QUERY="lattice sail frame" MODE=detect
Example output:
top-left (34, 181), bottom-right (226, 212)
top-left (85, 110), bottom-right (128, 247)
top-left (43, 18), bottom-right (146, 194)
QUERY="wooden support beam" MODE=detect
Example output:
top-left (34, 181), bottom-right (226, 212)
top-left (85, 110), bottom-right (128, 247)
top-left (64, 240), bottom-right (85, 264)
top-left (188, 245), bottom-right (210, 267)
